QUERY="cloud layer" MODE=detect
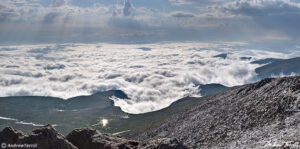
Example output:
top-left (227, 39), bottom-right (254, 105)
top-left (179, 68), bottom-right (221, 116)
top-left (1, 0), bottom-right (300, 45)
top-left (0, 42), bottom-right (298, 113)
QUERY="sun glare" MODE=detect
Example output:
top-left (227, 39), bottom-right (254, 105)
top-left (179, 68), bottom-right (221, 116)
top-left (101, 119), bottom-right (108, 127)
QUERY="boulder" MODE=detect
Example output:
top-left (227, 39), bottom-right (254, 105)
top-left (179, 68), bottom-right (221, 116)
top-left (0, 125), bottom-right (77, 149)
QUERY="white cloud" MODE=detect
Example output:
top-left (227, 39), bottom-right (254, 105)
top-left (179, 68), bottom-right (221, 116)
top-left (0, 0), bottom-right (111, 24)
top-left (51, 0), bottom-right (69, 7)
top-left (2, 0), bottom-right (300, 43)
top-left (0, 42), bottom-right (298, 114)
top-left (168, 0), bottom-right (192, 6)
top-left (215, 0), bottom-right (300, 16)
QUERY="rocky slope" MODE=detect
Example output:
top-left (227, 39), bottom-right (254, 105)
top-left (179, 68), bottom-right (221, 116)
top-left (129, 76), bottom-right (300, 148)
top-left (0, 125), bottom-right (187, 149)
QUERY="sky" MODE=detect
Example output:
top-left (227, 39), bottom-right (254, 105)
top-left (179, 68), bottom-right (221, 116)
top-left (1, 0), bottom-right (300, 49)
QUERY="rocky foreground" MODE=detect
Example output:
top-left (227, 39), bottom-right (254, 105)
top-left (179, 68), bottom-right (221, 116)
top-left (0, 125), bottom-right (187, 149)
top-left (128, 76), bottom-right (300, 148)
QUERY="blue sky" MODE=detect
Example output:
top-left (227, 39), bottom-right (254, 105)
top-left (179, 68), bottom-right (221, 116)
top-left (1, 0), bottom-right (300, 48)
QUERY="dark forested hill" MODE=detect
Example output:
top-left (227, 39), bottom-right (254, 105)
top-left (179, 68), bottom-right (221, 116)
top-left (255, 57), bottom-right (300, 78)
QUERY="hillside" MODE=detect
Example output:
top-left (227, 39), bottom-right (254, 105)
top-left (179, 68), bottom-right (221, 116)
top-left (0, 90), bottom-right (128, 134)
top-left (255, 57), bottom-right (300, 78)
top-left (197, 83), bottom-right (229, 96)
top-left (129, 76), bottom-right (300, 148)
top-left (251, 58), bottom-right (283, 64)
top-left (0, 84), bottom-right (229, 135)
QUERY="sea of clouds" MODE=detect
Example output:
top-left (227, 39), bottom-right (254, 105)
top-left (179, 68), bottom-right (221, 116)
top-left (0, 42), bottom-right (299, 113)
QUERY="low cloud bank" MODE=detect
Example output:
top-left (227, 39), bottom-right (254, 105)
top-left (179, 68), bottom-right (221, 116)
top-left (0, 42), bottom-right (297, 113)
top-left (0, 116), bottom-right (49, 127)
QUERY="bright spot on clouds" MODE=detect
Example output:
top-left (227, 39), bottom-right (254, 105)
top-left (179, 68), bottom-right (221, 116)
top-left (0, 42), bottom-right (298, 114)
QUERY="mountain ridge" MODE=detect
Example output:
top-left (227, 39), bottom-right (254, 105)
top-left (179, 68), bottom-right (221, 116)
top-left (255, 57), bottom-right (300, 78)
top-left (128, 76), bottom-right (300, 148)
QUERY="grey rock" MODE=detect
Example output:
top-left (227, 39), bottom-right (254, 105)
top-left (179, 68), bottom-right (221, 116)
top-left (66, 128), bottom-right (187, 149)
top-left (0, 125), bottom-right (187, 149)
top-left (0, 124), bottom-right (77, 149)
top-left (142, 138), bottom-right (188, 149)
top-left (66, 128), bottom-right (140, 149)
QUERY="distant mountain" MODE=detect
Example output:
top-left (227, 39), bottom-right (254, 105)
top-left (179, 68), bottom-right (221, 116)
top-left (255, 57), bottom-right (300, 78)
top-left (129, 76), bottom-right (300, 148)
top-left (240, 57), bottom-right (252, 60)
top-left (213, 53), bottom-right (228, 59)
top-left (250, 58), bottom-right (283, 64)
top-left (198, 83), bottom-right (229, 97)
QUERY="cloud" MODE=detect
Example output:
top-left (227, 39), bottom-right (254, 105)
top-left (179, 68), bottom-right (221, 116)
top-left (0, 0), bottom-right (107, 25)
top-left (0, 116), bottom-right (47, 127)
top-left (0, 42), bottom-right (299, 114)
top-left (0, 48), bottom-right (18, 51)
top-left (168, 0), bottom-right (192, 6)
top-left (168, 0), bottom-right (224, 6)
top-left (43, 12), bottom-right (63, 24)
top-left (3, 70), bottom-right (43, 78)
top-left (216, 0), bottom-right (300, 17)
top-left (1, 0), bottom-right (300, 44)
top-left (0, 78), bottom-right (23, 87)
top-left (0, 12), bottom-right (16, 22)
top-left (0, 1), bottom-right (45, 23)
top-left (138, 47), bottom-right (151, 51)
top-left (171, 12), bottom-right (195, 18)
top-left (214, 0), bottom-right (300, 36)
top-left (0, 3), bottom-right (19, 22)
top-left (43, 64), bottom-right (65, 70)
top-left (51, 0), bottom-right (68, 7)
top-left (48, 75), bottom-right (74, 82)
top-left (253, 31), bottom-right (291, 42)
top-left (123, 0), bottom-right (132, 16)
top-left (107, 17), bottom-right (141, 29)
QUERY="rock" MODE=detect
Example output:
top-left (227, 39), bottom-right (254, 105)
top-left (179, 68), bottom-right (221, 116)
top-left (66, 128), bottom-right (188, 149)
top-left (66, 128), bottom-right (141, 149)
top-left (0, 127), bottom-right (25, 144)
top-left (0, 126), bottom-right (187, 149)
top-left (0, 125), bottom-right (77, 149)
top-left (142, 138), bottom-right (188, 149)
